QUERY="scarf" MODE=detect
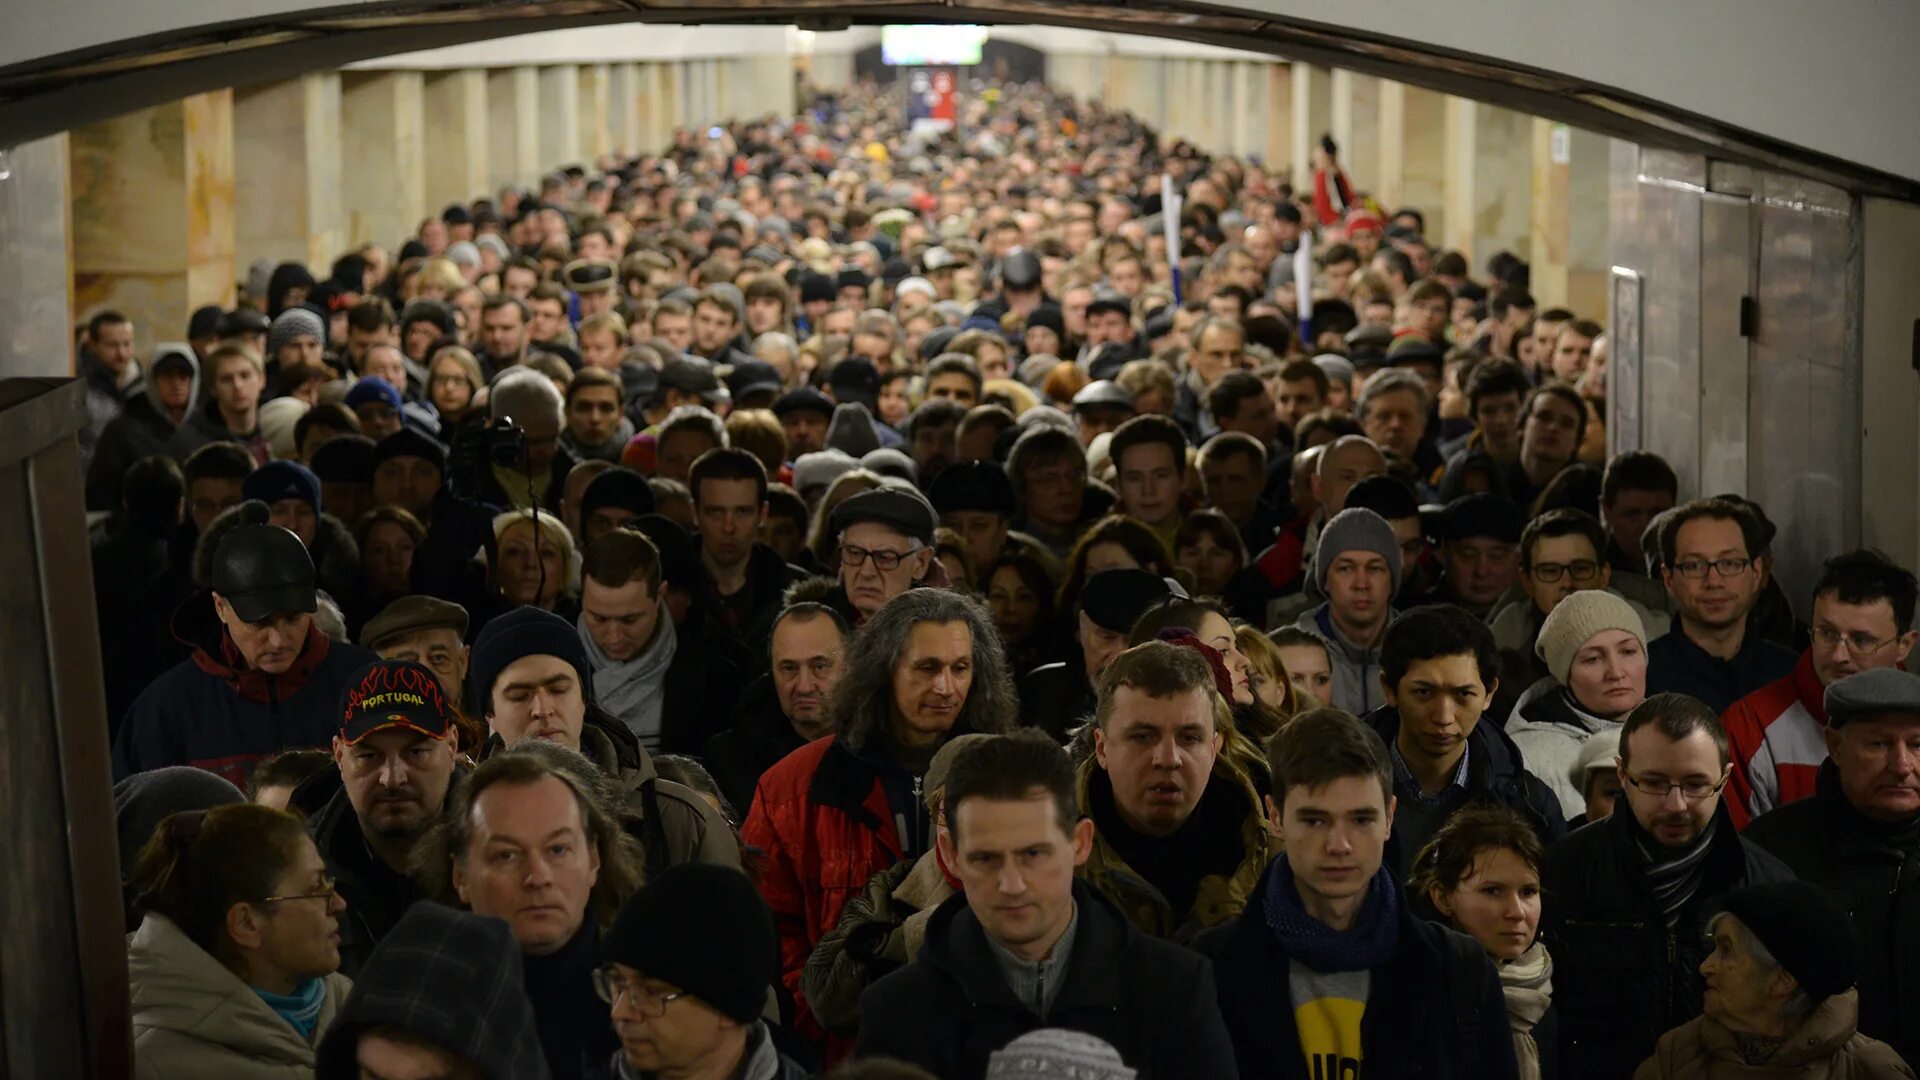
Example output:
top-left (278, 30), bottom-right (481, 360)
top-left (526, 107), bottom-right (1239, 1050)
top-left (255, 976), bottom-right (326, 1039)
top-left (578, 613), bottom-right (676, 750)
top-left (1262, 857), bottom-right (1400, 973)
top-left (1633, 812), bottom-right (1719, 926)
top-left (1498, 942), bottom-right (1554, 1080)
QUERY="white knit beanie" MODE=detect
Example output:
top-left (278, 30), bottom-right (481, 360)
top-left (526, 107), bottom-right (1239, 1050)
top-left (987, 1030), bottom-right (1137, 1080)
top-left (1535, 590), bottom-right (1647, 684)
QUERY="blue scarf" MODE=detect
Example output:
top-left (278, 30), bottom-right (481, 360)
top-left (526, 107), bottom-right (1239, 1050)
top-left (255, 976), bottom-right (326, 1038)
top-left (1262, 858), bottom-right (1401, 973)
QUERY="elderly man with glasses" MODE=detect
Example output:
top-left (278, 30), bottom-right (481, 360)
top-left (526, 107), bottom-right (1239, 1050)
top-left (1541, 693), bottom-right (1793, 1080)
top-left (818, 487), bottom-right (942, 628)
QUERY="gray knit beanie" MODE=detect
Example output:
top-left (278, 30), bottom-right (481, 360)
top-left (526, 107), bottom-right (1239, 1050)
top-left (266, 306), bottom-right (325, 360)
top-left (826, 402), bottom-right (883, 458)
top-left (1315, 507), bottom-right (1403, 594)
top-left (1534, 589), bottom-right (1647, 684)
top-left (987, 1029), bottom-right (1137, 1080)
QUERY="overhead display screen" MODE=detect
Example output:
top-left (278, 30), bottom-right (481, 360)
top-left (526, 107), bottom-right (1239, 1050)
top-left (882, 25), bottom-right (987, 66)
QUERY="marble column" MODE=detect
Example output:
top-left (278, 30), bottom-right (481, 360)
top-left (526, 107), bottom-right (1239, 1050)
top-left (1442, 97), bottom-right (1533, 271)
top-left (0, 134), bottom-right (75, 377)
top-left (488, 67), bottom-right (541, 190)
top-left (1290, 64), bottom-right (1332, 195)
top-left (538, 65), bottom-right (581, 167)
top-left (69, 91), bottom-right (235, 358)
top-left (609, 63), bottom-right (641, 157)
top-left (577, 63), bottom-right (612, 163)
top-left (423, 70), bottom-right (490, 211)
top-left (1266, 64), bottom-right (1294, 186)
top-left (1331, 69), bottom-right (1381, 198)
top-left (233, 74), bottom-right (343, 276)
top-left (340, 71), bottom-right (425, 250)
top-left (1376, 82), bottom-right (1448, 238)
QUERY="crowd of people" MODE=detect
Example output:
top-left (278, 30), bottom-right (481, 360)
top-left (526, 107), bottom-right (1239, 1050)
top-left (86, 77), bottom-right (1919, 1080)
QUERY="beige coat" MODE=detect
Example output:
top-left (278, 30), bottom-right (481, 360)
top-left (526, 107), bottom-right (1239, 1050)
top-left (129, 914), bottom-right (352, 1080)
top-left (1632, 991), bottom-right (1914, 1080)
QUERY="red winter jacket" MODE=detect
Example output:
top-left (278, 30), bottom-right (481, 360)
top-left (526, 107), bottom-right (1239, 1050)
top-left (742, 736), bottom-right (901, 1045)
top-left (1723, 650), bottom-right (1828, 828)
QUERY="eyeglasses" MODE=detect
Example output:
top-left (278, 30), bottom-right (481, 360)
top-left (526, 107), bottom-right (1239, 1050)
top-left (259, 874), bottom-right (338, 906)
top-left (1622, 773), bottom-right (1726, 801)
top-left (1529, 559), bottom-right (1602, 584)
top-left (840, 543), bottom-right (917, 571)
top-left (1670, 557), bottom-right (1753, 579)
top-left (592, 968), bottom-right (687, 1016)
top-left (1811, 625), bottom-right (1898, 656)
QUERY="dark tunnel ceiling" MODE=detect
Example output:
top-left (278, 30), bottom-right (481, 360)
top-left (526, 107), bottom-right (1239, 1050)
top-left (0, 0), bottom-right (1911, 200)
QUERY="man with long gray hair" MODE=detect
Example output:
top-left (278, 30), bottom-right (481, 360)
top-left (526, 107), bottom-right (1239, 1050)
top-left (742, 588), bottom-right (1017, 1048)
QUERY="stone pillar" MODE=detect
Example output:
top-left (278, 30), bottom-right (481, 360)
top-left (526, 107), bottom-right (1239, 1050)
top-left (538, 65), bottom-right (581, 167)
top-left (1290, 64), bottom-right (1332, 195)
top-left (1266, 64), bottom-right (1294, 186)
top-left (231, 74), bottom-right (343, 280)
top-left (340, 71), bottom-right (425, 250)
top-left (1330, 69), bottom-right (1381, 197)
top-left (488, 67), bottom-right (541, 190)
top-left (69, 91), bottom-right (235, 359)
top-left (0, 134), bottom-right (75, 377)
top-left (1565, 126), bottom-right (1612, 318)
top-left (609, 63), bottom-right (641, 156)
top-left (422, 70), bottom-right (489, 211)
top-left (577, 63), bottom-right (612, 162)
top-left (1379, 83), bottom-right (1447, 241)
top-left (1442, 97), bottom-right (1532, 271)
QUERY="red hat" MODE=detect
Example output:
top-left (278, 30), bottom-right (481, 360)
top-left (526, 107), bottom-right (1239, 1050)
top-left (1345, 210), bottom-right (1384, 235)
top-left (1154, 629), bottom-right (1235, 703)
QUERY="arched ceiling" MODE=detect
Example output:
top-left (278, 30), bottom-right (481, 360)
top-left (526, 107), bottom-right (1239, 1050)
top-left (3, 0), bottom-right (1915, 198)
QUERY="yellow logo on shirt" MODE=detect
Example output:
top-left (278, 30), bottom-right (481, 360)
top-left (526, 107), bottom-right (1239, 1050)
top-left (1296, 996), bottom-right (1364, 1079)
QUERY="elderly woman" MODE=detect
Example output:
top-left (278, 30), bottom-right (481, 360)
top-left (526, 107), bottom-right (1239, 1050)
top-left (127, 803), bottom-right (351, 1078)
top-left (1506, 589), bottom-right (1649, 818)
top-left (1414, 806), bottom-right (1561, 1080)
top-left (1635, 881), bottom-right (1912, 1079)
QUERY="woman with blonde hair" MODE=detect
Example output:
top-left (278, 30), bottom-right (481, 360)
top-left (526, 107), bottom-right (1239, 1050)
top-left (414, 257), bottom-right (466, 302)
top-left (1234, 624), bottom-right (1301, 722)
top-left (487, 508), bottom-right (581, 618)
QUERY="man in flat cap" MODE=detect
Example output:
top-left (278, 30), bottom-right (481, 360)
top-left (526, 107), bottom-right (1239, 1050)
top-left (361, 595), bottom-right (472, 711)
top-left (1071, 379), bottom-right (1137, 448)
top-left (926, 460), bottom-right (1049, 587)
top-left (1017, 569), bottom-right (1179, 742)
top-left (564, 258), bottom-right (620, 319)
top-left (1744, 666), bottom-right (1920, 1064)
top-left (773, 388), bottom-right (834, 461)
top-left (114, 501), bottom-right (377, 786)
top-left (823, 487), bottom-right (941, 627)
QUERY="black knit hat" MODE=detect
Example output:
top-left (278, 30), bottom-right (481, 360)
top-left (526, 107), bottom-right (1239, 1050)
top-left (370, 427), bottom-right (449, 476)
top-left (1719, 881), bottom-right (1859, 1002)
top-left (602, 864), bottom-right (775, 1023)
top-left (578, 467), bottom-right (655, 526)
top-left (468, 605), bottom-right (593, 708)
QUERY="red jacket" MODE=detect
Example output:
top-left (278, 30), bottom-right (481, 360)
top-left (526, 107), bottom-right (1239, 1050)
top-left (1722, 650), bottom-right (1828, 827)
top-left (742, 736), bottom-right (901, 1044)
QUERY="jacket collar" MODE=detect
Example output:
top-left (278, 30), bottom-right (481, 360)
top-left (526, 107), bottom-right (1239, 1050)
top-left (1790, 649), bottom-right (1829, 726)
top-left (918, 879), bottom-right (1131, 1014)
top-left (1695, 989), bottom-right (1862, 1066)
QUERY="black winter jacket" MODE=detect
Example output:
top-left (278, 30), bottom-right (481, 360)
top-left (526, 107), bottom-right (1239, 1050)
top-left (704, 674), bottom-right (808, 816)
top-left (1193, 862), bottom-right (1519, 1080)
top-left (1539, 802), bottom-right (1794, 1080)
top-left (854, 880), bottom-right (1238, 1079)
top-left (1364, 705), bottom-right (1567, 879)
top-left (1744, 760), bottom-right (1920, 1066)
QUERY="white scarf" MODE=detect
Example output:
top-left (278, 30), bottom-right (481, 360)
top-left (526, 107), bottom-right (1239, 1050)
top-left (578, 613), bottom-right (676, 750)
top-left (1499, 940), bottom-right (1554, 1080)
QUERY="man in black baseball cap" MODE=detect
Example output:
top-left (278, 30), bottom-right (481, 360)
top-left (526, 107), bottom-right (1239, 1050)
top-left (825, 487), bottom-right (939, 625)
top-left (311, 658), bottom-right (463, 975)
top-left (1016, 568), bottom-right (1181, 740)
top-left (114, 501), bottom-right (378, 786)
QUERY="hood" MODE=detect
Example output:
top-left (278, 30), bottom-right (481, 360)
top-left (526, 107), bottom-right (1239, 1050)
top-left (1301, 602), bottom-right (1390, 662)
top-left (315, 902), bottom-right (553, 1080)
top-left (1508, 676), bottom-right (1613, 736)
top-left (130, 913), bottom-right (339, 1064)
top-left (143, 346), bottom-right (202, 425)
top-left (311, 512), bottom-right (360, 583)
top-left (1697, 989), bottom-right (1863, 1068)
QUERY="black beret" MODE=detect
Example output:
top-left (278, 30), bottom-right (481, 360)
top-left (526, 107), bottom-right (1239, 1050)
top-left (828, 488), bottom-right (937, 546)
top-left (369, 427), bottom-right (448, 476)
top-left (773, 387), bottom-right (835, 419)
top-left (800, 273), bottom-right (836, 304)
top-left (308, 434), bottom-right (376, 484)
top-left (926, 461), bottom-right (1017, 518)
top-left (580, 467), bottom-right (655, 524)
top-left (1440, 492), bottom-right (1526, 544)
top-left (1024, 306), bottom-right (1065, 339)
top-left (1080, 569), bottom-right (1177, 634)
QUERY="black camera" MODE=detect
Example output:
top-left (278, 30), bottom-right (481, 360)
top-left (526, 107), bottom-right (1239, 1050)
top-left (447, 415), bottom-right (527, 500)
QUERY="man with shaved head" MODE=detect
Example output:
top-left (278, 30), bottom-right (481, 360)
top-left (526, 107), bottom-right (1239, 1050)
top-left (1253, 435), bottom-right (1387, 595)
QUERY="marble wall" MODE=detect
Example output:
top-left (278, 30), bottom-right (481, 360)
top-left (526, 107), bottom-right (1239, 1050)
top-left (341, 71), bottom-right (425, 250)
top-left (234, 73), bottom-right (344, 274)
top-left (423, 70), bottom-right (490, 213)
top-left (0, 134), bottom-right (75, 377)
top-left (70, 91), bottom-right (234, 356)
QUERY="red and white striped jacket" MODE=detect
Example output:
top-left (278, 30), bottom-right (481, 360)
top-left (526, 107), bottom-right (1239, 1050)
top-left (1722, 650), bottom-right (1828, 828)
